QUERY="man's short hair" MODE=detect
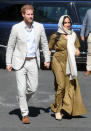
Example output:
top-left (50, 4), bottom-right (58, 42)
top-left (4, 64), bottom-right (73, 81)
top-left (21, 4), bottom-right (34, 14)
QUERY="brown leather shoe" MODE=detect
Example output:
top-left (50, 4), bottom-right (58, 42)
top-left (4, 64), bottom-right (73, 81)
top-left (85, 71), bottom-right (91, 76)
top-left (22, 116), bottom-right (30, 124)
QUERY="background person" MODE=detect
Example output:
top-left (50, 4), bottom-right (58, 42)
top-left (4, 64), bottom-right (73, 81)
top-left (81, 9), bottom-right (91, 75)
top-left (49, 15), bottom-right (87, 120)
top-left (6, 4), bottom-right (50, 124)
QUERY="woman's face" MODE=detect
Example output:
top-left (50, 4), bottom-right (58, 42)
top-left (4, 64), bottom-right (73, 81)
top-left (63, 17), bottom-right (71, 30)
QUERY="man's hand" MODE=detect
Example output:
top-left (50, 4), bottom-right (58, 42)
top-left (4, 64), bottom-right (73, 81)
top-left (75, 48), bottom-right (80, 56)
top-left (81, 36), bottom-right (85, 41)
top-left (6, 65), bottom-right (12, 72)
top-left (44, 62), bottom-right (50, 69)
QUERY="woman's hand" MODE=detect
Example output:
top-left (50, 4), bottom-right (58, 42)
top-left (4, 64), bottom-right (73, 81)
top-left (75, 48), bottom-right (80, 56)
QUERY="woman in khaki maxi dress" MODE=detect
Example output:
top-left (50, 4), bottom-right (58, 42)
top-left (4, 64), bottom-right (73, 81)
top-left (49, 15), bottom-right (87, 120)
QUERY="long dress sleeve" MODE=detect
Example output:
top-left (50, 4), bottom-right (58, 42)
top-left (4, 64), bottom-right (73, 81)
top-left (49, 33), bottom-right (57, 50)
top-left (75, 34), bottom-right (80, 48)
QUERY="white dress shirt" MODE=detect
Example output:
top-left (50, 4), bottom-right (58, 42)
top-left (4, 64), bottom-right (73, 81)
top-left (24, 22), bottom-right (36, 58)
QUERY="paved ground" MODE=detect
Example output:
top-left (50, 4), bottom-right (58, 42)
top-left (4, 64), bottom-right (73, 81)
top-left (0, 68), bottom-right (91, 131)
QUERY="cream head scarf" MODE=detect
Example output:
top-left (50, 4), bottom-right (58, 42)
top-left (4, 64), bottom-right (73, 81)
top-left (57, 15), bottom-right (72, 34)
top-left (57, 15), bottom-right (77, 80)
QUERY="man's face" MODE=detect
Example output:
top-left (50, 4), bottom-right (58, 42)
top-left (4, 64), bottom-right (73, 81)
top-left (22, 9), bottom-right (34, 24)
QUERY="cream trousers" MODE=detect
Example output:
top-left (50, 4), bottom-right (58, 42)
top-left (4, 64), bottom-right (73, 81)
top-left (87, 33), bottom-right (91, 71)
top-left (15, 58), bottom-right (38, 116)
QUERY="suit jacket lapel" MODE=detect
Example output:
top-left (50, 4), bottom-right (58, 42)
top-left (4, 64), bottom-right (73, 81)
top-left (20, 21), bottom-right (26, 43)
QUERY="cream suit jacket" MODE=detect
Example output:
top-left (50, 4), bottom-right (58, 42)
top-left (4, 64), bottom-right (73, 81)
top-left (6, 21), bottom-right (50, 70)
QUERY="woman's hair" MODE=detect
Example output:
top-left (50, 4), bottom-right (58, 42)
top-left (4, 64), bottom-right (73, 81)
top-left (62, 16), bottom-right (72, 26)
top-left (21, 4), bottom-right (34, 14)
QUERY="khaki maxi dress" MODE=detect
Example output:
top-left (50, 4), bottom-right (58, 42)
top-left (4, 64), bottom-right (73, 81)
top-left (49, 33), bottom-right (87, 116)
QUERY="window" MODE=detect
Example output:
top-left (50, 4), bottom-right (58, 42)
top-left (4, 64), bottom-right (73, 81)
top-left (34, 6), bottom-right (67, 23)
top-left (75, 3), bottom-right (91, 23)
top-left (34, 3), bottom-right (71, 23)
top-left (0, 2), bottom-right (78, 24)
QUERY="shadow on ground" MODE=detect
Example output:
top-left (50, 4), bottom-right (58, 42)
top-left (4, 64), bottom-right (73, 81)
top-left (9, 106), bottom-right (50, 120)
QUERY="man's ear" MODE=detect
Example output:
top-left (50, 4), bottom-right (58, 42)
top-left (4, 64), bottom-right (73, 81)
top-left (22, 13), bottom-right (24, 18)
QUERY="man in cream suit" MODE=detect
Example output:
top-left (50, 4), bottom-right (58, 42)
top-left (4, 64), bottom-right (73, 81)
top-left (6, 5), bottom-right (50, 124)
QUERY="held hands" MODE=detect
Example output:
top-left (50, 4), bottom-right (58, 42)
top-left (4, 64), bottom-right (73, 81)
top-left (44, 51), bottom-right (51, 68)
top-left (6, 65), bottom-right (12, 72)
top-left (44, 62), bottom-right (50, 69)
top-left (49, 50), bottom-right (52, 55)
top-left (75, 48), bottom-right (80, 56)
